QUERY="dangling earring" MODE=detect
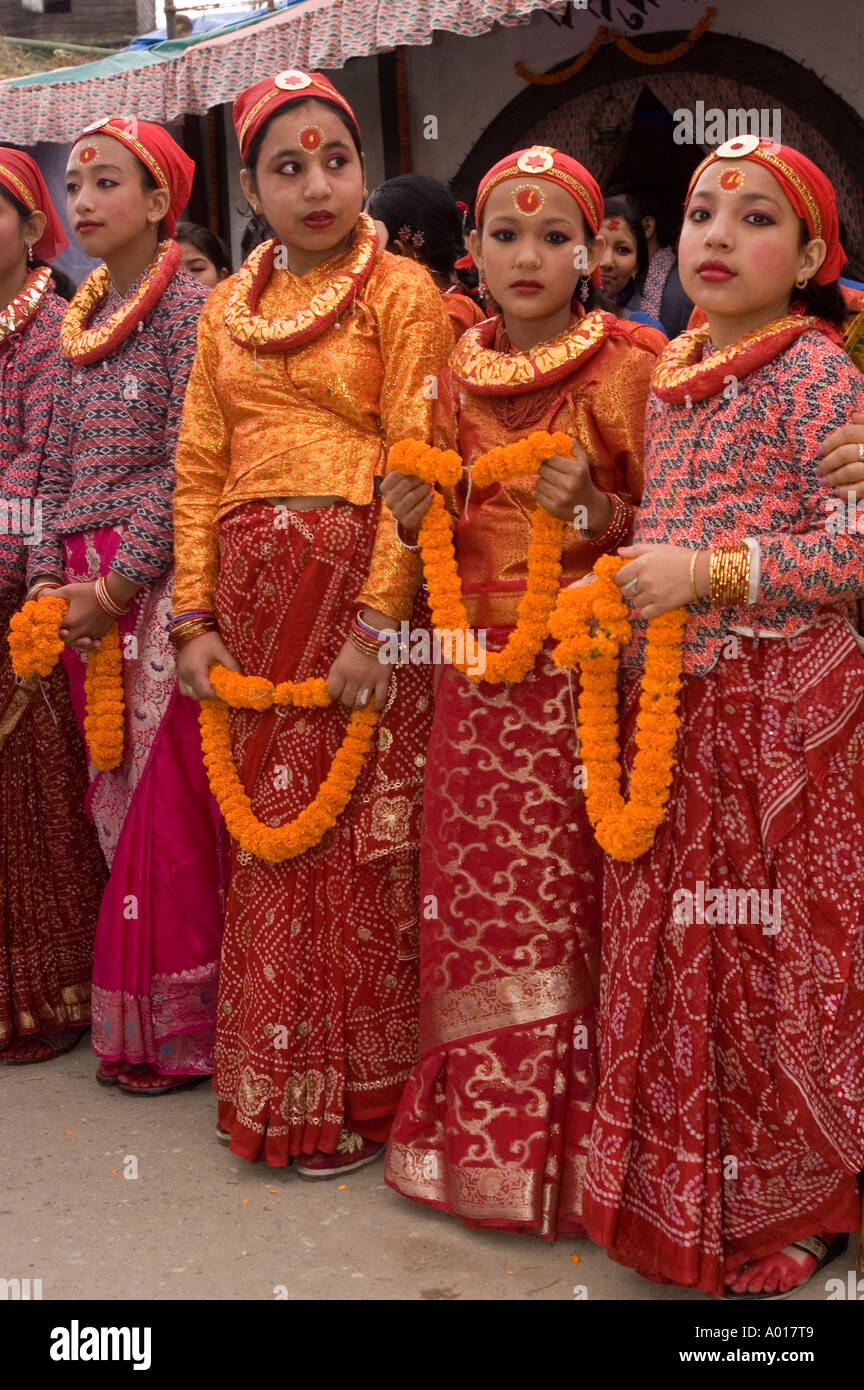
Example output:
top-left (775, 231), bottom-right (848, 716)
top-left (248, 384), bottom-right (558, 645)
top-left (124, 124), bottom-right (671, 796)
top-left (479, 278), bottom-right (489, 300)
top-left (26, 241), bottom-right (33, 264)
top-left (579, 274), bottom-right (590, 303)
top-left (795, 273), bottom-right (809, 289)
top-left (362, 185), bottom-right (369, 199)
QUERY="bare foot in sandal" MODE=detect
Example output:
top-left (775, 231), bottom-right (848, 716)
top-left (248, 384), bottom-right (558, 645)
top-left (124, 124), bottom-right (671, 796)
top-left (1, 1028), bottom-right (87, 1065)
top-left (726, 1233), bottom-right (846, 1298)
top-left (118, 1065), bottom-right (208, 1095)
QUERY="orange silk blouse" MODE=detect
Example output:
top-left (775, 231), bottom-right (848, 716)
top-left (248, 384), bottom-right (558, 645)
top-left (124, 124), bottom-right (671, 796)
top-left (172, 241), bottom-right (453, 618)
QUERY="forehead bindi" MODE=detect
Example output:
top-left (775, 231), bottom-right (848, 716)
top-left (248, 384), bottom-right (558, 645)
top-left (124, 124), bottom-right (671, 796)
top-left (67, 134), bottom-right (134, 176)
top-left (485, 177), bottom-right (582, 229)
top-left (692, 162), bottom-right (790, 213)
top-left (263, 101), bottom-right (353, 158)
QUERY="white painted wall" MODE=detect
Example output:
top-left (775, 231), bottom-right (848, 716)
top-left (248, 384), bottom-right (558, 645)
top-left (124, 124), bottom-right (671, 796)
top-left (402, 2), bottom-right (864, 184)
top-left (219, 3), bottom-right (864, 265)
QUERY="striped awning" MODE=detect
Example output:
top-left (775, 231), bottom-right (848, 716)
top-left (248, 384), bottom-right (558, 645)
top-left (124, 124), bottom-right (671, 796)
top-left (0, 0), bottom-right (567, 143)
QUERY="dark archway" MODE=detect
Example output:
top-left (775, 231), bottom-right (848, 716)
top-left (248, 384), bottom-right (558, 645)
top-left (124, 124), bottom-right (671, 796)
top-left (452, 30), bottom-right (864, 202)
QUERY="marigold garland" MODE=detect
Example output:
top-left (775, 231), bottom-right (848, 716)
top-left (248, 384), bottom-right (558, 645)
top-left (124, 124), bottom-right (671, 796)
top-left (198, 663), bottom-right (380, 863)
top-left (83, 624), bottom-right (125, 770)
top-left (388, 430), bottom-right (572, 684)
top-left (550, 554), bottom-right (687, 862)
top-left (515, 8), bottom-right (716, 84)
top-left (8, 594), bottom-right (125, 770)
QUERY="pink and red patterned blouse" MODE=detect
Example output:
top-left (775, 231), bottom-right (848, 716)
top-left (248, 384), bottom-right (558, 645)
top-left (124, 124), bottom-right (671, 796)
top-left (631, 327), bottom-right (864, 676)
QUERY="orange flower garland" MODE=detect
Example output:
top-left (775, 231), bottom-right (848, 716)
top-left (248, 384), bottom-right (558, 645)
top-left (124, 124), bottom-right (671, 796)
top-left (388, 430), bottom-right (571, 684)
top-left (8, 594), bottom-right (67, 677)
top-left (8, 594), bottom-right (125, 771)
top-left (550, 554), bottom-right (687, 861)
top-left (198, 663), bottom-right (379, 863)
top-left (82, 624), bottom-right (125, 770)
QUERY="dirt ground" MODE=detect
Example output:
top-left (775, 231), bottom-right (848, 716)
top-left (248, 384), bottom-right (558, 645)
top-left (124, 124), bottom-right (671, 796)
top-left (1, 1042), bottom-right (855, 1302)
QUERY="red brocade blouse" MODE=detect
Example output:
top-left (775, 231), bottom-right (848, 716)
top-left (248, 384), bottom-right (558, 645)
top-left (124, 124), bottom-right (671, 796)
top-left (632, 326), bottom-right (864, 676)
top-left (426, 311), bottom-right (665, 628)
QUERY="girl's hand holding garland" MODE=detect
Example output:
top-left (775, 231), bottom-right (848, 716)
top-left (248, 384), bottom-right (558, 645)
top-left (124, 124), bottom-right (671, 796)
top-left (616, 543), bottom-right (710, 619)
top-left (53, 581), bottom-right (113, 651)
top-left (535, 444), bottom-right (612, 533)
top-left (387, 432), bottom-right (572, 685)
top-left (9, 594), bottom-right (124, 770)
top-left (380, 470), bottom-right (434, 531)
top-left (177, 630), bottom-right (243, 701)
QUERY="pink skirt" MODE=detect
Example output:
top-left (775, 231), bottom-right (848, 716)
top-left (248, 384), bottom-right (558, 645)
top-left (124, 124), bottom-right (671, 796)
top-left (63, 527), bottom-right (229, 1075)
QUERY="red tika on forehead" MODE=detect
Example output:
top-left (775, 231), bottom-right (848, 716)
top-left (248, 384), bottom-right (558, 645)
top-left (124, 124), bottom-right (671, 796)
top-left (718, 167), bottom-right (745, 192)
top-left (298, 125), bottom-right (324, 152)
top-left (513, 184), bottom-right (545, 215)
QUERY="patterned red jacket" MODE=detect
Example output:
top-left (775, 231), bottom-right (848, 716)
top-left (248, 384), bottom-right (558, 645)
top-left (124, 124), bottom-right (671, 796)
top-left (631, 329), bottom-right (864, 676)
top-left (27, 268), bottom-right (206, 586)
top-left (0, 283), bottom-right (64, 601)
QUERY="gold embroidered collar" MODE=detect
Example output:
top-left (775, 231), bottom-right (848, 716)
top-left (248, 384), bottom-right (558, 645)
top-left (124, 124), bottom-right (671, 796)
top-left (0, 266), bottom-right (51, 347)
top-left (224, 213), bottom-right (378, 353)
top-left (450, 309), bottom-right (611, 395)
top-left (652, 313), bottom-right (822, 403)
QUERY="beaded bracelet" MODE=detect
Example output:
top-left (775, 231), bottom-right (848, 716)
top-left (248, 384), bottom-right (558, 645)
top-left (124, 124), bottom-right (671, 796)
top-left (574, 491), bottom-right (632, 549)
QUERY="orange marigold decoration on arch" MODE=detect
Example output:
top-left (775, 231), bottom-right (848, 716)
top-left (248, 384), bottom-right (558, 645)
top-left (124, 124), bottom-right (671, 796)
top-left (387, 430), bottom-right (572, 685)
top-left (549, 554), bottom-right (687, 862)
top-left (197, 663), bottom-right (379, 863)
top-left (8, 594), bottom-right (125, 770)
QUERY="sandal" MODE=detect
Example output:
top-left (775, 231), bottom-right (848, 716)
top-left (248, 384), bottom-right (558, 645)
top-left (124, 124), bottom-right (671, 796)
top-left (96, 1059), bottom-right (138, 1087)
top-left (118, 1065), bottom-right (209, 1096)
top-left (296, 1132), bottom-right (384, 1180)
top-left (1, 1027), bottom-right (88, 1065)
top-left (725, 1233), bottom-right (848, 1300)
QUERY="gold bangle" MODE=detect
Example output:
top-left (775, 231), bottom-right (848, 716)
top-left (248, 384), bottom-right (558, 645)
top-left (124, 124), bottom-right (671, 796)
top-left (168, 619), bottom-right (217, 649)
top-left (689, 549), bottom-right (700, 603)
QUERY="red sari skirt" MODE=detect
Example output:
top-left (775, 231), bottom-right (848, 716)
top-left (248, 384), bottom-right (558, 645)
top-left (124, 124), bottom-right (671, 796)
top-left (0, 596), bottom-right (106, 1046)
top-left (213, 501), bottom-right (432, 1164)
top-left (583, 617), bottom-right (864, 1296)
top-left (385, 639), bottom-right (603, 1236)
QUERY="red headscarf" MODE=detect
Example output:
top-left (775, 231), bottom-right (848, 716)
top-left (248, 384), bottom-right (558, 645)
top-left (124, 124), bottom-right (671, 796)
top-left (71, 118), bottom-right (195, 237)
top-left (232, 69), bottom-right (361, 165)
top-left (686, 136), bottom-right (845, 285)
top-left (475, 146), bottom-right (603, 235)
top-left (0, 147), bottom-right (68, 261)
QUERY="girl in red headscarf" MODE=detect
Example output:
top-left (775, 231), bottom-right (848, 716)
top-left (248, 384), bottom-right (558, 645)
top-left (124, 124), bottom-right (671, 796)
top-left (580, 138), bottom-right (864, 1298)
top-left (380, 147), bottom-right (664, 1235)
top-left (26, 119), bottom-right (228, 1094)
top-left (171, 71), bottom-right (452, 1173)
top-left (0, 151), bottom-right (107, 1064)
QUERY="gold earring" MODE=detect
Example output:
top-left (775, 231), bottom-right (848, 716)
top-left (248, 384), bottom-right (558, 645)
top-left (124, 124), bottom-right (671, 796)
top-left (362, 185), bottom-right (369, 199)
top-left (795, 273), bottom-right (809, 289)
